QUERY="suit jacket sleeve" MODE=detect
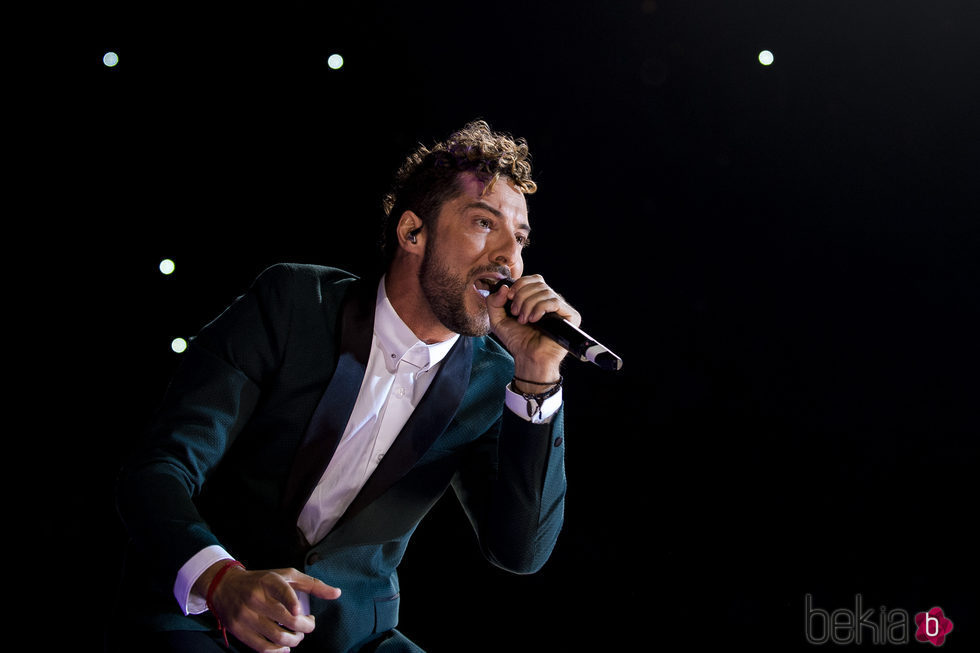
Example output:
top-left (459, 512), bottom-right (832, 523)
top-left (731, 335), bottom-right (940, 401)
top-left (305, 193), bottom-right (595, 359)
top-left (115, 264), bottom-right (346, 591)
top-left (450, 398), bottom-right (567, 575)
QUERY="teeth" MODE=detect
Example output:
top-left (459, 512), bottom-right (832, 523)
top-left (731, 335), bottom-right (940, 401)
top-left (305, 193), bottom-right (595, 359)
top-left (474, 277), bottom-right (497, 298)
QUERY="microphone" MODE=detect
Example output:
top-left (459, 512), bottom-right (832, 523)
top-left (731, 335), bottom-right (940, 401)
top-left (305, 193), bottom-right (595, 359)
top-left (491, 278), bottom-right (623, 371)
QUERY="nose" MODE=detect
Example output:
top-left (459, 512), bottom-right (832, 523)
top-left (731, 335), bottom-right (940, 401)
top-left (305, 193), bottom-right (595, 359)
top-left (490, 236), bottom-right (522, 275)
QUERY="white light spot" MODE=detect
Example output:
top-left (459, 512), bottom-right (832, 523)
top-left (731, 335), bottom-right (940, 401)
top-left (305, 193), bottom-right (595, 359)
top-left (159, 258), bottom-right (176, 275)
top-left (327, 54), bottom-right (344, 70)
top-left (171, 338), bottom-right (188, 354)
top-left (758, 50), bottom-right (774, 66)
top-left (103, 51), bottom-right (119, 67)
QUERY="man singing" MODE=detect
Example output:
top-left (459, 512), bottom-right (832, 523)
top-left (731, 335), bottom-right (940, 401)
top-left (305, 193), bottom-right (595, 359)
top-left (114, 120), bottom-right (579, 652)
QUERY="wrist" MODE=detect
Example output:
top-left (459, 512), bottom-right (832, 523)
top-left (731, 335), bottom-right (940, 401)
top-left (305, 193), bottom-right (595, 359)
top-left (203, 559), bottom-right (246, 647)
top-left (195, 559), bottom-right (245, 607)
top-left (511, 373), bottom-right (561, 395)
top-left (512, 363), bottom-right (562, 393)
top-left (178, 546), bottom-right (235, 615)
top-left (510, 374), bottom-right (563, 421)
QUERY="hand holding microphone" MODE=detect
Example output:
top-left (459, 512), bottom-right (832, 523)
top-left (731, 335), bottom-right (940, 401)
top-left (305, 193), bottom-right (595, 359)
top-left (488, 276), bottom-right (623, 372)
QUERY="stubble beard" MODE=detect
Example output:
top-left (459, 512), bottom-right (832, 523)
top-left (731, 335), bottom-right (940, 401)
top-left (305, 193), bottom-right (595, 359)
top-left (419, 242), bottom-right (492, 338)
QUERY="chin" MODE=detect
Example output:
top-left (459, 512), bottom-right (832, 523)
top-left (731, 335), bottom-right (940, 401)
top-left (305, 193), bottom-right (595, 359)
top-left (457, 314), bottom-right (491, 338)
top-left (456, 304), bottom-right (492, 338)
top-left (471, 320), bottom-right (492, 338)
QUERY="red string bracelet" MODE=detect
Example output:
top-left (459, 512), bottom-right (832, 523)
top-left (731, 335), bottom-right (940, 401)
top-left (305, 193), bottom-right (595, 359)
top-left (205, 560), bottom-right (245, 648)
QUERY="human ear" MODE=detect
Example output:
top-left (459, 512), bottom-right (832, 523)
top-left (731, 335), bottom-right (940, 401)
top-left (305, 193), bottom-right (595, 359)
top-left (397, 211), bottom-right (425, 250)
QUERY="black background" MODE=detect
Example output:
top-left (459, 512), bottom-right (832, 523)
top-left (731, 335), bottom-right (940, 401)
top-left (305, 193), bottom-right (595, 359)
top-left (44, 1), bottom-right (979, 650)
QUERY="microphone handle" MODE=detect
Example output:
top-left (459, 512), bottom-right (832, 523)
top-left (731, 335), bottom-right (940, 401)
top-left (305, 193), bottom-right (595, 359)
top-left (491, 278), bottom-right (623, 371)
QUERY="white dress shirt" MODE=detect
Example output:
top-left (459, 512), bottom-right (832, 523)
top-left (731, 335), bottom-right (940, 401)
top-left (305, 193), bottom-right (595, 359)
top-left (295, 280), bottom-right (458, 546)
top-left (175, 277), bottom-right (562, 614)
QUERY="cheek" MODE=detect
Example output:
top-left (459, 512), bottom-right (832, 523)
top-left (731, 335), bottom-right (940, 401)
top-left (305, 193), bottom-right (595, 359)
top-left (512, 254), bottom-right (524, 277)
top-left (454, 232), bottom-right (486, 257)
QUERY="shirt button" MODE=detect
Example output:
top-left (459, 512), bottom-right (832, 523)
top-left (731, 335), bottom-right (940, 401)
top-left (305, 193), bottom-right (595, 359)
top-left (395, 386), bottom-right (407, 398)
top-left (377, 453), bottom-right (385, 462)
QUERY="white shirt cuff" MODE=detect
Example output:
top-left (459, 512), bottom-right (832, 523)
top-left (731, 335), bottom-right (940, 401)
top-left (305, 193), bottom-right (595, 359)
top-left (175, 545), bottom-right (234, 615)
top-left (505, 384), bottom-right (562, 424)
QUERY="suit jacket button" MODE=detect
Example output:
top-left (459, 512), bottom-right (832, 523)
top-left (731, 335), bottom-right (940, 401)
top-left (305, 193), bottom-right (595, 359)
top-left (307, 552), bottom-right (321, 564)
top-left (554, 436), bottom-right (563, 447)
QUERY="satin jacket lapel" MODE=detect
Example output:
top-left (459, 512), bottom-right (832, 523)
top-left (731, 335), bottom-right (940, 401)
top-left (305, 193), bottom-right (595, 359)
top-left (335, 335), bottom-right (473, 530)
top-left (282, 278), bottom-right (376, 522)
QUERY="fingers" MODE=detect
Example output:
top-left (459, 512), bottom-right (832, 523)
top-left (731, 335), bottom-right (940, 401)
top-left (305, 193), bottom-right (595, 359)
top-left (285, 572), bottom-right (343, 603)
top-left (511, 287), bottom-right (561, 324)
top-left (243, 612), bottom-right (307, 652)
top-left (226, 601), bottom-right (305, 653)
top-left (214, 568), bottom-right (341, 652)
top-left (236, 573), bottom-right (312, 650)
top-left (501, 275), bottom-right (581, 327)
top-left (487, 274), bottom-right (581, 375)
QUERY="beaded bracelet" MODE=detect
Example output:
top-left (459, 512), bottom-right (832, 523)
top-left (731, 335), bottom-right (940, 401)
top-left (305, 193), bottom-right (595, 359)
top-left (512, 374), bottom-right (563, 420)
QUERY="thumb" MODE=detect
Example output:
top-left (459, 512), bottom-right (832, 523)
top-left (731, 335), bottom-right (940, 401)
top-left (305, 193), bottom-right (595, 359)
top-left (486, 282), bottom-right (513, 325)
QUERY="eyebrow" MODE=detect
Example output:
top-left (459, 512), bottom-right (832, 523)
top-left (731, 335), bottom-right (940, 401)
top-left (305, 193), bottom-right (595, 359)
top-left (465, 201), bottom-right (531, 234)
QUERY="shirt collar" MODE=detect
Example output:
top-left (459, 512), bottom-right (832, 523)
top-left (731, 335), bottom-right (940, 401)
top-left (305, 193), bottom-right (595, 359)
top-left (374, 276), bottom-right (459, 374)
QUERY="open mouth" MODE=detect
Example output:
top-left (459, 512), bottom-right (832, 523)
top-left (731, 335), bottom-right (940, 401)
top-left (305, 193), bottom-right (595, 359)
top-left (473, 279), bottom-right (494, 298)
top-left (473, 275), bottom-right (506, 298)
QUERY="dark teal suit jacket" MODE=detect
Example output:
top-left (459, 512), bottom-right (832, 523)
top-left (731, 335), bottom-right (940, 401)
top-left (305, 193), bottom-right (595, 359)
top-left (116, 263), bottom-right (566, 652)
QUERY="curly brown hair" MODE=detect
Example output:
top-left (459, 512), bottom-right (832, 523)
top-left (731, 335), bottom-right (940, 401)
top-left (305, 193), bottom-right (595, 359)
top-left (380, 120), bottom-right (537, 265)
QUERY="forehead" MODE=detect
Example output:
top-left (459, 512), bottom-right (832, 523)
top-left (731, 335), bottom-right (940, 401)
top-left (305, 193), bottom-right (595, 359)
top-left (450, 172), bottom-right (530, 224)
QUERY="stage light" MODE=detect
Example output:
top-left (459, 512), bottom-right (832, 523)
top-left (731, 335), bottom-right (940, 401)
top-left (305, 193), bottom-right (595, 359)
top-left (103, 51), bottom-right (119, 67)
top-left (159, 258), bottom-right (175, 275)
top-left (327, 54), bottom-right (344, 70)
top-left (171, 338), bottom-right (188, 354)
top-left (758, 50), bottom-right (774, 66)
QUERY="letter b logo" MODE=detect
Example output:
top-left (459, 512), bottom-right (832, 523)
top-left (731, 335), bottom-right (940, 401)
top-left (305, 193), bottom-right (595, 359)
top-left (915, 607), bottom-right (953, 646)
